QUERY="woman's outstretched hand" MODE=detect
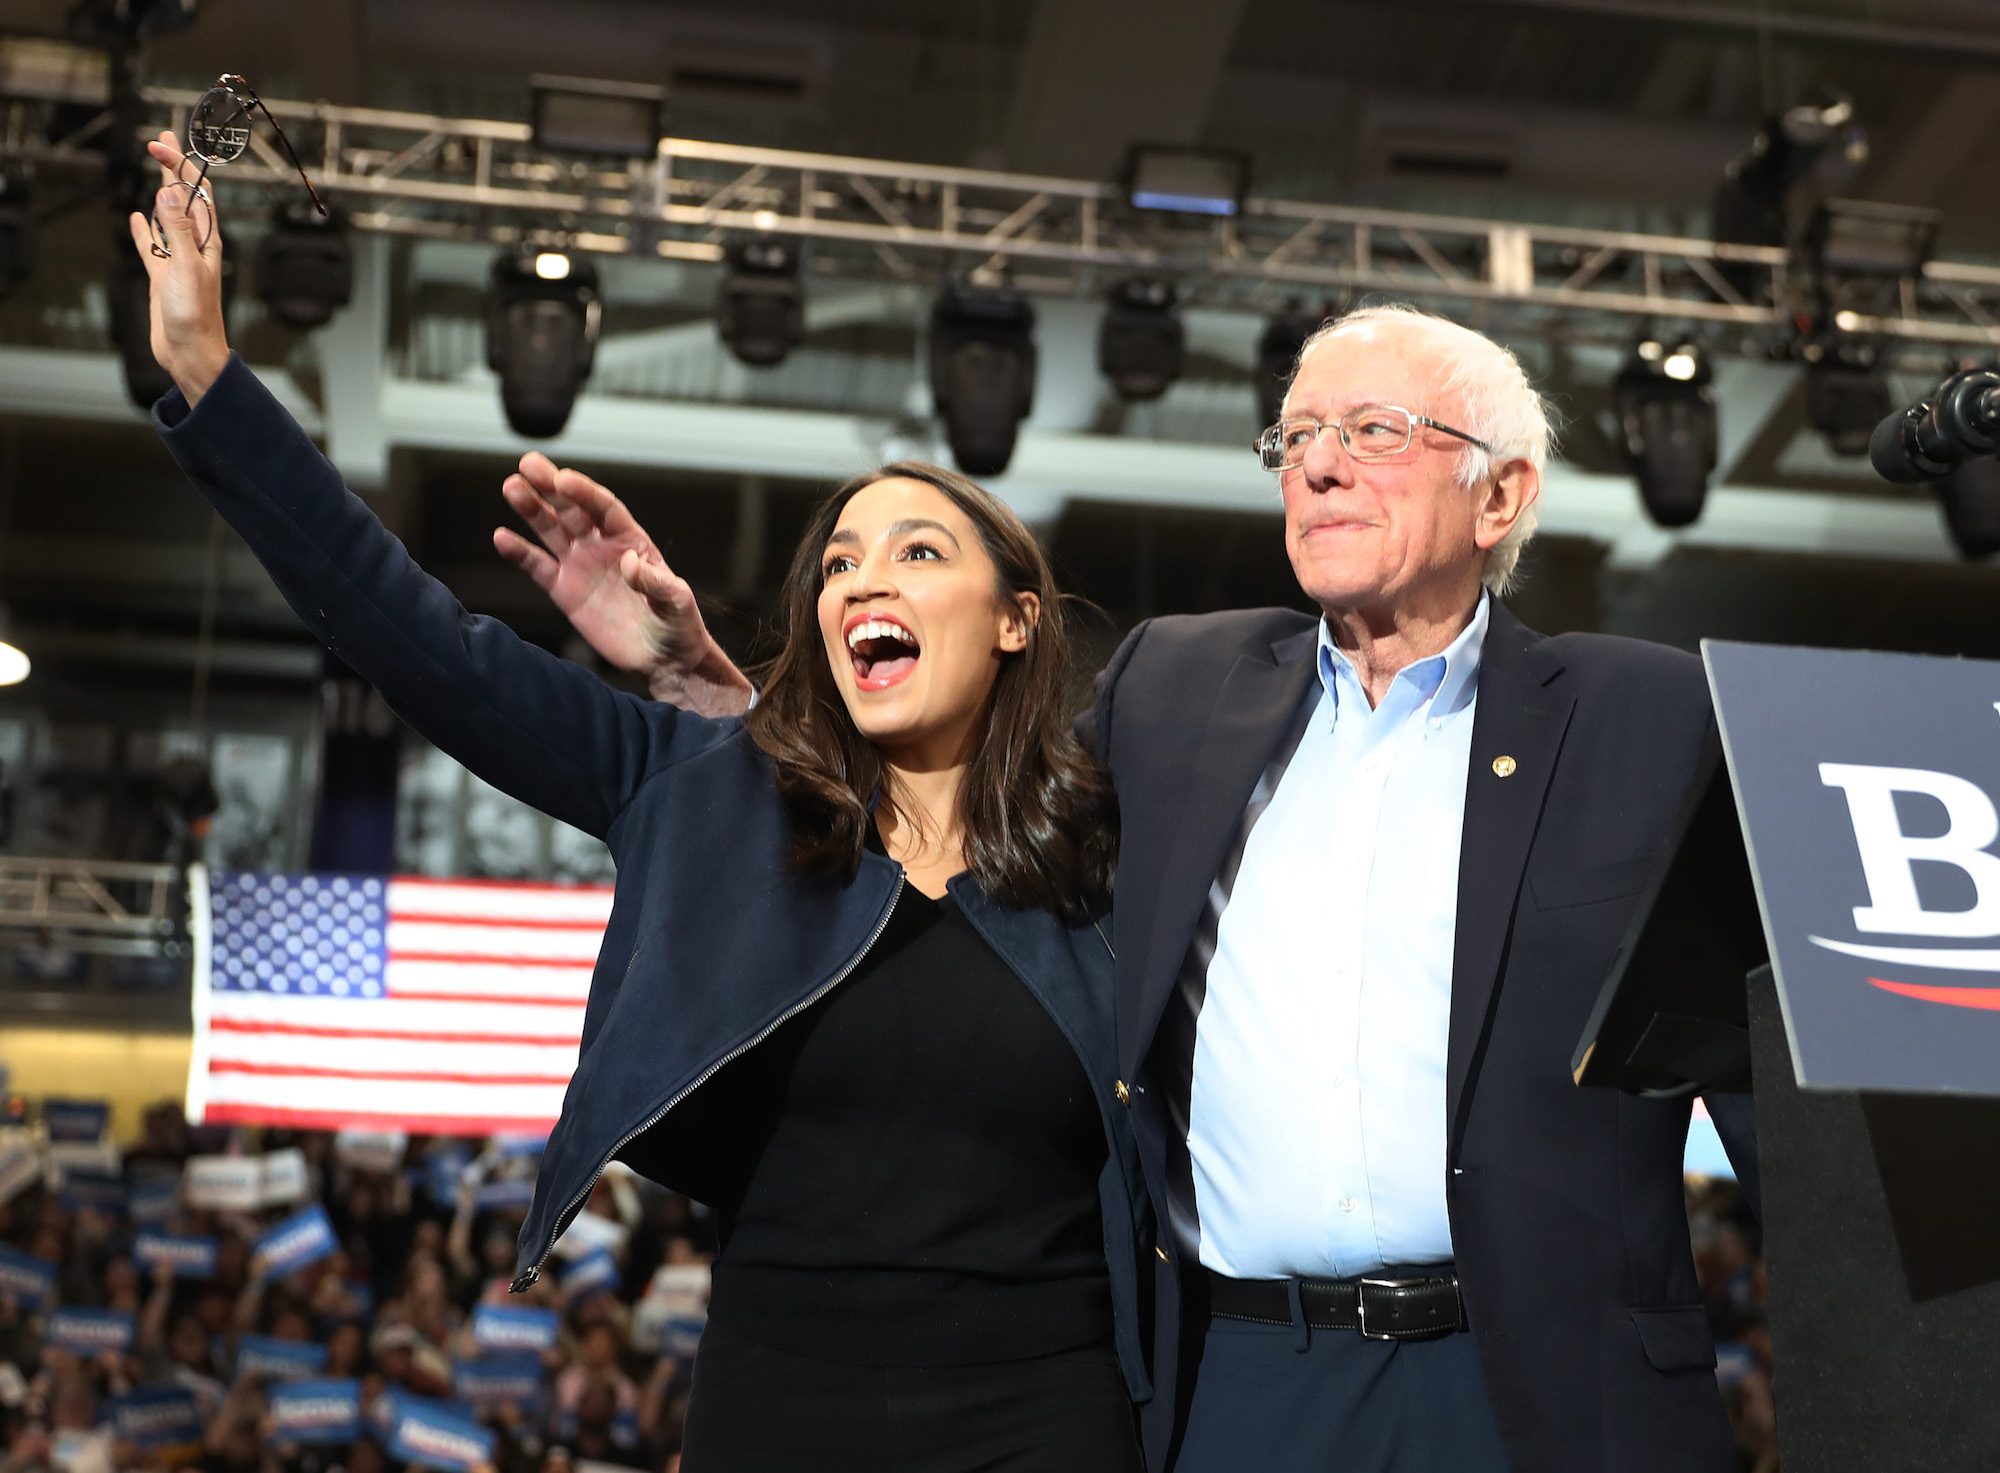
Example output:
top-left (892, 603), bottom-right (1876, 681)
top-left (495, 456), bottom-right (755, 717)
top-left (124, 131), bottom-right (230, 406)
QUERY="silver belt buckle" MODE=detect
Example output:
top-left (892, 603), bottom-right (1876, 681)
top-left (1356, 1276), bottom-right (1429, 1340)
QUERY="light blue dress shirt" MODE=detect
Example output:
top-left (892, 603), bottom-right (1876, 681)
top-left (1187, 595), bottom-right (1488, 1280)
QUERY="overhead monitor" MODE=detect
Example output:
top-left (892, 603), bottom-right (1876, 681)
top-left (529, 75), bottom-right (666, 159)
top-left (1123, 146), bottom-right (1248, 218)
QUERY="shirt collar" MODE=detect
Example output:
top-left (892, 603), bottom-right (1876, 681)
top-left (1317, 591), bottom-right (1490, 719)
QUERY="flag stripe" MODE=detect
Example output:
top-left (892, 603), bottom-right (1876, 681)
top-left (209, 1019), bottom-right (574, 1047)
top-left (202, 1102), bottom-right (557, 1136)
top-left (210, 993), bottom-right (584, 1038)
top-left (202, 1071), bottom-right (569, 1120)
top-left (388, 921), bottom-right (604, 962)
top-left (207, 1032), bottom-right (578, 1076)
top-left (214, 1062), bottom-right (576, 1086)
top-left (385, 959), bottom-right (592, 1001)
top-left (386, 878), bottom-right (614, 923)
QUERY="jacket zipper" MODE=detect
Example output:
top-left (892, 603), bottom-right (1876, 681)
top-left (510, 873), bottom-right (906, 1291)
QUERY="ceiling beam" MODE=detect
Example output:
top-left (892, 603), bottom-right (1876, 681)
top-left (1457, 0), bottom-right (2000, 62)
top-left (1001, 0), bottom-right (1251, 177)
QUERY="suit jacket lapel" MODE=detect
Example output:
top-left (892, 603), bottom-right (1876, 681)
top-left (1125, 628), bottom-right (1319, 1077)
top-left (1447, 603), bottom-right (1575, 1142)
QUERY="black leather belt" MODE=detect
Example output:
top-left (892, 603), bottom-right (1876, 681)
top-left (1207, 1269), bottom-right (1467, 1341)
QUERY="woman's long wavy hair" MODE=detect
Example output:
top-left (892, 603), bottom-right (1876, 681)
top-left (744, 461), bottom-right (1115, 921)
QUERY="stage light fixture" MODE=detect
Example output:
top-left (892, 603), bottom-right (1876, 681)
top-left (1710, 86), bottom-right (1867, 298)
top-left (1254, 308), bottom-right (1331, 428)
top-left (1932, 454), bottom-right (2000, 561)
top-left (1613, 338), bottom-right (1717, 528)
top-left (530, 75), bottom-right (665, 158)
top-left (1805, 198), bottom-right (1938, 279)
top-left (254, 198), bottom-right (352, 329)
top-left (1801, 336), bottom-right (1889, 458)
top-left (928, 283), bottom-right (1036, 478)
top-left (1122, 145), bottom-right (1249, 218)
top-left (484, 247), bottom-right (601, 439)
top-left (717, 237), bottom-right (805, 368)
top-left (1097, 278), bottom-right (1183, 402)
top-left (0, 172), bottom-right (34, 294)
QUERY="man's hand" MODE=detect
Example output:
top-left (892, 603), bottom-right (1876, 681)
top-left (494, 456), bottom-right (754, 717)
top-left (124, 132), bottom-right (230, 405)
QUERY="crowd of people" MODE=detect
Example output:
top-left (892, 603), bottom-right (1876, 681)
top-left (0, 1102), bottom-right (714, 1473)
top-left (0, 1096), bottom-right (1776, 1473)
top-left (1689, 1175), bottom-right (1775, 1473)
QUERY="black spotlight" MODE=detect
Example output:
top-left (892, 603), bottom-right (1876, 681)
top-left (717, 237), bottom-right (804, 367)
top-left (484, 248), bottom-right (601, 439)
top-left (1255, 307), bottom-right (1329, 428)
top-left (1711, 86), bottom-right (1868, 299)
top-left (1613, 337), bottom-right (1717, 528)
top-left (255, 198), bottom-right (353, 329)
top-left (1098, 278), bottom-right (1183, 402)
top-left (929, 284), bottom-right (1036, 477)
top-left (1932, 455), bottom-right (2000, 561)
top-left (1802, 337), bottom-right (1889, 457)
top-left (0, 173), bottom-right (35, 294)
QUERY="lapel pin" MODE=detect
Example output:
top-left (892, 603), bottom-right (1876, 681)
top-left (1492, 755), bottom-right (1517, 777)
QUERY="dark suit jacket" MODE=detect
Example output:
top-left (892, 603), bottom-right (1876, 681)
top-left (1084, 601), bottom-right (1755, 1473)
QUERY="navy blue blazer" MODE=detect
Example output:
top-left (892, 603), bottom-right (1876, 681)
top-left (155, 357), bottom-right (1155, 1401)
top-left (1083, 605), bottom-right (1758, 1473)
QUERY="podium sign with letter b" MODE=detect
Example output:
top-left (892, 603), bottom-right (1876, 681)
top-left (1708, 639), bottom-right (2000, 1093)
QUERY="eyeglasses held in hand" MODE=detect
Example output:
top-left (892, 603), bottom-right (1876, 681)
top-left (1255, 404), bottom-right (1494, 471)
top-left (149, 74), bottom-right (326, 259)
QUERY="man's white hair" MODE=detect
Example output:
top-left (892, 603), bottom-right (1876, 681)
top-left (1290, 303), bottom-right (1551, 596)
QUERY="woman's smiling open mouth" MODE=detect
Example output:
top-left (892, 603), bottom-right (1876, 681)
top-left (845, 613), bottom-right (922, 689)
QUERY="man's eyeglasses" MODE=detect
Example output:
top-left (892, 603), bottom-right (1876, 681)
top-left (1255, 404), bottom-right (1494, 472)
top-left (149, 74), bottom-right (326, 259)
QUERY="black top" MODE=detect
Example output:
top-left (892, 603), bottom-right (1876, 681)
top-left (667, 882), bottom-right (1112, 1366)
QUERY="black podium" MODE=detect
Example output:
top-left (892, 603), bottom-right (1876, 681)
top-left (1575, 641), bottom-right (2000, 1471)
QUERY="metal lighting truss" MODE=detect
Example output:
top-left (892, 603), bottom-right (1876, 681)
top-left (0, 856), bottom-right (181, 958)
top-left (31, 88), bottom-right (2000, 353)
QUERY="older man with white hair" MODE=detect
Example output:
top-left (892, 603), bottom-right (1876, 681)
top-left (502, 303), bottom-right (1758, 1473)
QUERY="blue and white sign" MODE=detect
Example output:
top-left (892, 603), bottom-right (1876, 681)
top-left (470, 1304), bottom-right (558, 1353)
top-left (382, 1393), bottom-right (497, 1472)
top-left (234, 1334), bottom-right (328, 1381)
top-left (0, 1139), bottom-right (39, 1205)
top-left (134, 1232), bottom-right (218, 1280)
top-left (473, 1178), bottom-right (535, 1211)
top-left (59, 1169), bottom-right (126, 1215)
top-left (108, 1387), bottom-right (203, 1448)
top-left (454, 1353), bottom-right (543, 1407)
top-left (128, 1176), bottom-right (181, 1224)
top-left (0, 1243), bottom-right (55, 1304)
top-left (1710, 640), bottom-right (2000, 1091)
top-left (253, 1204), bottom-right (338, 1277)
top-left (43, 1100), bottom-right (109, 1143)
top-left (562, 1248), bottom-right (617, 1301)
top-left (269, 1379), bottom-right (362, 1445)
top-left (44, 1307), bottom-right (136, 1354)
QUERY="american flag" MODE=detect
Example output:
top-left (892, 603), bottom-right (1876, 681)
top-left (187, 869), bottom-right (612, 1135)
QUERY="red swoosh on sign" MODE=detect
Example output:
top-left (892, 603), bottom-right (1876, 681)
top-left (1868, 977), bottom-right (2000, 1010)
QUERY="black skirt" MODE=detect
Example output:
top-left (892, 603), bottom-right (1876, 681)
top-left (680, 1321), bottom-right (1145, 1473)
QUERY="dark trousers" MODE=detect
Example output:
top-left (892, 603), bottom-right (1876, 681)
top-left (681, 1319), bottom-right (1145, 1473)
top-left (1173, 1284), bottom-right (1512, 1473)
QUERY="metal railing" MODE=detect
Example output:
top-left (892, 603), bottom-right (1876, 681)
top-left (8, 87), bottom-right (2000, 351)
top-left (0, 857), bottom-right (182, 958)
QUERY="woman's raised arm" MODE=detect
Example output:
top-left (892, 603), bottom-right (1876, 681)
top-left (128, 132), bottom-right (717, 838)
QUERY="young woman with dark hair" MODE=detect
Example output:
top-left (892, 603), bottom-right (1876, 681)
top-left (129, 134), bottom-right (1147, 1472)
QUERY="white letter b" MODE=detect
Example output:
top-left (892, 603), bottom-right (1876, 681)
top-left (1819, 762), bottom-right (2000, 938)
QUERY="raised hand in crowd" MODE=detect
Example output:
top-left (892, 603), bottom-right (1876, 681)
top-left (492, 459), bottom-right (753, 716)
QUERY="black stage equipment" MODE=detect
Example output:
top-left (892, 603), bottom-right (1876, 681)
top-left (717, 237), bottom-right (805, 367)
top-left (530, 75), bottom-right (664, 158)
top-left (1868, 370), bottom-right (2000, 484)
top-left (1932, 456), bottom-right (2000, 561)
top-left (0, 173), bottom-right (34, 292)
top-left (1803, 339), bottom-right (1891, 458)
top-left (1255, 308), bottom-right (1328, 429)
top-left (1097, 278), bottom-right (1183, 402)
top-left (1711, 87), bottom-right (1867, 296)
top-left (928, 284), bottom-right (1036, 477)
top-left (1613, 337), bottom-right (1717, 528)
top-left (1122, 145), bottom-right (1248, 217)
top-left (255, 198), bottom-right (352, 328)
top-left (1806, 198), bottom-right (1939, 280)
top-left (484, 249), bottom-right (601, 439)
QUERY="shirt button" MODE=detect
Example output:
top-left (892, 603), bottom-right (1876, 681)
top-left (1337, 1195), bottom-right (1356, 1213)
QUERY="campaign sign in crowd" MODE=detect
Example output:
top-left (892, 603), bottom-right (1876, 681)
top-left (0, 1097), bottom-right (716, 1473)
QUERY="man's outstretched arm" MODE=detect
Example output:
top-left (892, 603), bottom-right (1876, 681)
top-left (493, 455), bottom-right (754, 717)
